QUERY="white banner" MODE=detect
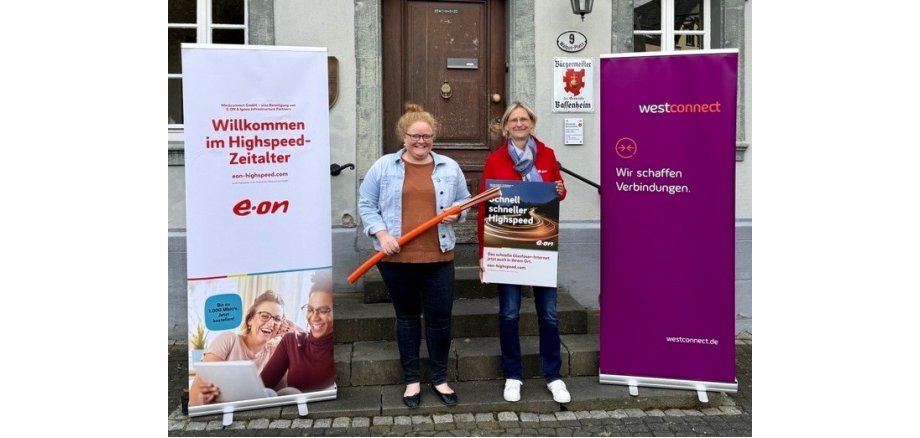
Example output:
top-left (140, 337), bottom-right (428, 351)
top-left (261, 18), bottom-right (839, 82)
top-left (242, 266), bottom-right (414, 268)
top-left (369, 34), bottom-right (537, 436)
top-left (182, 44), bottom-right (331, 279)
top-left (182, 44), bottom-right (335, 418)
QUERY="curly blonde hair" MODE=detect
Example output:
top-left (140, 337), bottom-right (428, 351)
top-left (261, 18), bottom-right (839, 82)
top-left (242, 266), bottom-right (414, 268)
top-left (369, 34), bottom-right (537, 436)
top-left (395, 103), bottom-right (439, 143)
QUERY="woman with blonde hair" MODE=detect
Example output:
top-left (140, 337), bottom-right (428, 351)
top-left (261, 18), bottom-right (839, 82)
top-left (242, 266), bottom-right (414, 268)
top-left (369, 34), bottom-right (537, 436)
top-left (189, 290), bottom-right (294, 405)
top-left (358, 103), bottom-right (471, 407)
top-left (478, 101), bottom-right (570, 404)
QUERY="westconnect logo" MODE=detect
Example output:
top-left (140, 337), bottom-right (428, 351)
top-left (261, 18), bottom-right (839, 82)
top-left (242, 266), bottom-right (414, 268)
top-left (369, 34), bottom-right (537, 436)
top-left (638, 101), bottom-right (722, 114)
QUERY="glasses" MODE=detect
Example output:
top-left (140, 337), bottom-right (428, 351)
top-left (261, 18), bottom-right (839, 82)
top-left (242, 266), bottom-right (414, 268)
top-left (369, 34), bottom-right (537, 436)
top-left (255, 311), bottom-right (283, 324)
top-left (405, 133), bottom-right (434, 142)
top-left (302, 305), bottom-right (333, 315)
top-left (508, 117), bottom-right (531, 125)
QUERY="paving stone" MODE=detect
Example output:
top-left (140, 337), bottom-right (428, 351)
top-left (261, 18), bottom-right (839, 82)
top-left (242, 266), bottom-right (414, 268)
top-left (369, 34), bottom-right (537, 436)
top-left (168, 408), bottom-right (187, 421)
top-left (168, 420), bottom-right (187, 431)
top-left (412, 415), bottom-right (434, 425)
top-left (314, 418), bottom-right (332, 428)
top-left (608, 409), bottom-right (628, 419)
top-left (269, 419), bottom-right (292, 429)
top-left (186, 421), bottom-right (207, 431)
top-left (626, 423), bottom-right (651, 434)
top-left (588, 409), bottom-right (609, 419)
top-left (373, 416), bottom-right (393, 426)
top-left (682, 409), bottom-right (704, 416)
top-left (520, 412), bottom-right (540, 422)
top-left (225, 421), bottom-right (247, 430)
top-left (475, 413), bottom-right (495, 422)
top-left (433, 413), bottom-right (454, 424)
top-left (394, 415), bottom-right (412, 425)
top-left (205, 420), bottom-right (223, 430)
top-left (453, 413), bottom-right (475, 423)
top-left (691, 425), bottom-right (717, 434)
top-left (248, 419), bottom-right (270, 429)
top-left (555, 411), bottom-right (577, 421)
top-left (719, 406), bottom-right (742, 415)
top-left (497, 411), bottom-right (519, 422)
top-left (624, 408), bottom-right (646, 417)
top-left (352, 417), bottom-right (370, 427)
top-left (645, 409), bottom-right (667, 417)
top-left (291, 418), bottom-right (313, 428)
top-left (664, 409), bottom-right (685, 417)
top-left (574, 410), bottom-right (591, 419)
top-left (332, 417), bottom-right (351, 428)
top-left (702, 407), bottom-right (722, 415)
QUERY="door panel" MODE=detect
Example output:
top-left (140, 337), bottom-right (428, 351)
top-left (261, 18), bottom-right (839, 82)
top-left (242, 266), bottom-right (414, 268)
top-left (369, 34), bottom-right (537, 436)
top-left (384, 0), bottom-right (506, 208)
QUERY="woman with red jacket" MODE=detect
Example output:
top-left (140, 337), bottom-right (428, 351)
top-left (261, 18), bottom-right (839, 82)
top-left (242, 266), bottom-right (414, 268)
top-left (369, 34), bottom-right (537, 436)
top-left (476, 101), bottom-right (571, 404)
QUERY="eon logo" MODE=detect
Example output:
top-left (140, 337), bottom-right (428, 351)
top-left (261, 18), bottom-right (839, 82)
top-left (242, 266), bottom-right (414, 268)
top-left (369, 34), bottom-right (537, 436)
top-left (233, 199), bottom-right (290, 216)
top-left (536, 240), bottom-right (555, 247)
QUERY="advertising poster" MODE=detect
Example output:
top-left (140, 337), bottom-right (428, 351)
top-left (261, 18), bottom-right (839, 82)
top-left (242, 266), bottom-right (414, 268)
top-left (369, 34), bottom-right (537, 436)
top-left (482, 180), bottom-right (560, 287)
top-left (182, 44), bottom-right (335, 417)
top-left (552, 57), bottom-right (594, 113)
top-left (598, 50), bottom-right (738, 392)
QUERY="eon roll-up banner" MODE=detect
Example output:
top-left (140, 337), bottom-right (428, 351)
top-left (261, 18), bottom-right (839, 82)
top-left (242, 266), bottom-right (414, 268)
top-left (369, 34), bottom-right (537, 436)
top-left (181, 44), bottom-right (335, 418)
top-left (598, 50), bottom-right (738, 394)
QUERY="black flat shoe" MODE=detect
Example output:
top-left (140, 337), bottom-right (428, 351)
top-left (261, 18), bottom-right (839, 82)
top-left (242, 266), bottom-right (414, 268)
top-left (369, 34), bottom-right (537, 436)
top-left (430, 383), bottom-right (458, 405)
top-left (403, 392), bottom-right (420, 409)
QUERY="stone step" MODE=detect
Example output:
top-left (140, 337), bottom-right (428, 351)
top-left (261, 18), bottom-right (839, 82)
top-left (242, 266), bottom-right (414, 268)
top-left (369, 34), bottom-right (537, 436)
top-left (190, 375), bottom-right (725, 421)
top-left (334, 334), bottom-right (598, 387)
top-left (334, 292), bottom-right (588, 344)
top-left (361, 265), bottom-right (498, 303)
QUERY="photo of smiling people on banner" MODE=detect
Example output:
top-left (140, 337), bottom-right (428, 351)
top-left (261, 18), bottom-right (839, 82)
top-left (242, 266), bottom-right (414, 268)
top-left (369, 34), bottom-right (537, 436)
top-left (187, 269), bottom-right (333, 406)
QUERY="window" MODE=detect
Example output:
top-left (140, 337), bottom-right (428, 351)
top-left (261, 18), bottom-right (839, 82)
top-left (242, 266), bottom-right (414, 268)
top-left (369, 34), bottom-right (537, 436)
top-left (168, 0), bottom-right (248, 135)
top-left (633, 0), bottom-right (710, 52)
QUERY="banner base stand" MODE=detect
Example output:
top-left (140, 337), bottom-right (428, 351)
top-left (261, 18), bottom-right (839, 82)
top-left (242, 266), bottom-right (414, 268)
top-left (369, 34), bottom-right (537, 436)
top-left (599, 373), bottom-right (737, 395)
top-left (188, 388), bottom-right (337, 418)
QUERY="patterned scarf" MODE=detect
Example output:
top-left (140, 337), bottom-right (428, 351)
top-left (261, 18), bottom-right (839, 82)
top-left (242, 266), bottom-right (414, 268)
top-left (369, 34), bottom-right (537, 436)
top-left (508, 136), bottom-right (542, 182)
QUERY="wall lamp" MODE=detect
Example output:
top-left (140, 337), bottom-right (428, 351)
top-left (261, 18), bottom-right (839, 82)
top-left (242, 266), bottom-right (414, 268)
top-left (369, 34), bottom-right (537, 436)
top-left (570, 0), bottom-right (594, 21)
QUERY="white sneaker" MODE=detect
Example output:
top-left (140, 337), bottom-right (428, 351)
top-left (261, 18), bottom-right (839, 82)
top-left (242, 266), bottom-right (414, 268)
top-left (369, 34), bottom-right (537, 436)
top-left (503, 379), bottom-right (522, 402)
top-left (547, 379), bottom-right (571, 403)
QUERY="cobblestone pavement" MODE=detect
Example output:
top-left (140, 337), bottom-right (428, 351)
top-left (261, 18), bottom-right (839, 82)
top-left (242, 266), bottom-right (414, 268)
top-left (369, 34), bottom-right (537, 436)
top-left (168, 334), bottom-right (752, 436)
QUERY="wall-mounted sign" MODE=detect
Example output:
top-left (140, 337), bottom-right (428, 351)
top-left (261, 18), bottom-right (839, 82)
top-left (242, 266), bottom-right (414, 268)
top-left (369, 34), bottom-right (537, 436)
top-left (564, 118), bottom-right (584, 145)
top-left (557, 31), bottom-right (587, 53)
top-left (553, 57), bottom-right (594, 113)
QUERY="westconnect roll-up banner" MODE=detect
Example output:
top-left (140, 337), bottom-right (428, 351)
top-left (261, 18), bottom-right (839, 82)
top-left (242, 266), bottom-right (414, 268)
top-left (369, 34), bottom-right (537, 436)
top-left (182, 44), bottom-right (335, 418)
top-left (598, 50), bottom-right (738, 394)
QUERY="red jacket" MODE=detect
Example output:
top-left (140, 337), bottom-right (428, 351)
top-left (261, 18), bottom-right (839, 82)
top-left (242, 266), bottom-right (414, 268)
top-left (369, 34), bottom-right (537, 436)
top-left (477, 136), bottom-right (566, 257)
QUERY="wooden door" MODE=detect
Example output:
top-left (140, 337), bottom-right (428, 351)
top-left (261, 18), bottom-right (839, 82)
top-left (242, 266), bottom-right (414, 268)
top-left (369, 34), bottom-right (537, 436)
top-left (383, 0), bottom-right (506, 205)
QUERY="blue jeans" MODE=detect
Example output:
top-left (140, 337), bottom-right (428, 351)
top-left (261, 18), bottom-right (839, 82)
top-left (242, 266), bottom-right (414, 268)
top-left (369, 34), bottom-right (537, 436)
top-left (497, 284), bottom-right (561, 383)
top-left (378, 261), bottom-right (455, 385)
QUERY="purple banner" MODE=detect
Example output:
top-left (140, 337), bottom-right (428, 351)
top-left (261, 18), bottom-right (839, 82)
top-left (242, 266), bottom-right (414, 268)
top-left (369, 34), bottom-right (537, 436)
top-left (599, 51), bottom-right (738, 387)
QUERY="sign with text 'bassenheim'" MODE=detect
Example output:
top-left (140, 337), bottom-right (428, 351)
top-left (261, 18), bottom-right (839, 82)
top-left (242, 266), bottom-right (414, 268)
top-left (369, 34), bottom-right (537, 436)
top-left (598, 50), bottom-right (738, 393)
top-left (182, 44), bottom-right (335, 418)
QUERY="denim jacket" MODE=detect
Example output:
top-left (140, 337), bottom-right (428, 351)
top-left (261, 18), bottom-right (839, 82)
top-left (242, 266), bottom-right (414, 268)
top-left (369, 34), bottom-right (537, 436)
top-left (358, 149), bottom-right (472, 253)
